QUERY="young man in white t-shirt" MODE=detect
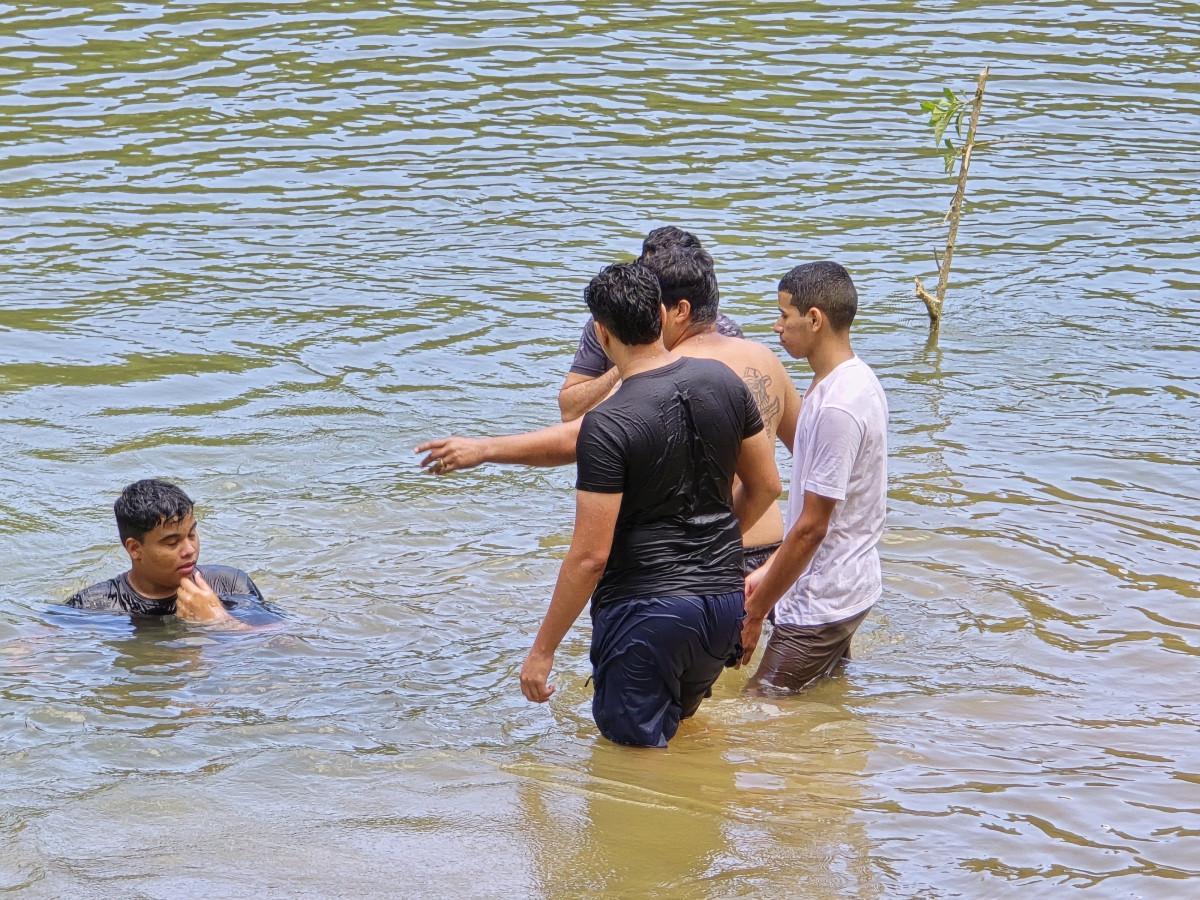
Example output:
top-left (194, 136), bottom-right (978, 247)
top-left (739, 261), bottom-right (889, 691)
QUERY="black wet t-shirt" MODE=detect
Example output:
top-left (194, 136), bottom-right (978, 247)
top-left (65, 565), bottom-right (263, 616)
top-left (576, 356), bottom-right (764, 608)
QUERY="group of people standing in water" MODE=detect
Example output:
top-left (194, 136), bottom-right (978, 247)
top-left (67, 226), bottom-right (889, 750)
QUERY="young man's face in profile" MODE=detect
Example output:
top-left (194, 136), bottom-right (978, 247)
top-left (774, 291), bottom-right (814, 360)
top-left (126, 512), bottom-right (200, 590)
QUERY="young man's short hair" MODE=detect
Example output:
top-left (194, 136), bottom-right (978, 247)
top-left (584, 263), bottom-right (663, 347)
top-left (639, 226), bottom-right (702, 259)
top-left (640, 244), bottom-right (720, 326)
top-left (778, 261), bottom-right (858, 332)
top-left (115, 479), bottom-right (193, 543)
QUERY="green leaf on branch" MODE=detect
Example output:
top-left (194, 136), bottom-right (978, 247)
top-left (943, 138), bottom-right (957, 173)
top-left (921, 88), bottom-right (964, 149)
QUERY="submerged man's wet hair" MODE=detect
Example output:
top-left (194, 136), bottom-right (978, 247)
top-left (640, 244), bottom-right (720, 326)
top-left (639, 225), bottom-right (702, 259)
top-left (778, 261), bottom-right (859, 333)
top-left (115, 479), bottom-right (194, 543)
top-left (584, 262), bottom-right (663, 347)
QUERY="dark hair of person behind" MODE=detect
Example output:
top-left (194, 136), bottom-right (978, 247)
top-left (584, 262), bottom-right (663, 347)
top-left (115, 479), bottom-right (194, 543)
top-left (778, 261), bottom-right (859, 332)
top-left (639, 225), bottom-right (702, 259)
top-left (640, 244), bottom-right (720, 325)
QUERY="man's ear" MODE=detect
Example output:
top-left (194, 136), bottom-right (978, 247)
top-left (124, 536), bottom-right (143, 561)
top-left (809, 306), bottom-right (828, 333)
top-left (594, 319), bottom-right (613, 353)
top-left (673, 299), bottom-right (692, 322)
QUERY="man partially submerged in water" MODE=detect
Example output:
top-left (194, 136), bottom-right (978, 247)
top-left (66, 478), bottom-right (265, 629)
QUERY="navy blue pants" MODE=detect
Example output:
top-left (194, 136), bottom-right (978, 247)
top-left (590, 592), bottom-right (745, 748)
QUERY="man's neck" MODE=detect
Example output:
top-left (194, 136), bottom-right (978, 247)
top-left (668, 321), bottom-right (718, 351)
top-left (126, 569), bottom-right (181, 600)
top-left (610, 341), bottom-right (677, 380)
top-left (806, 335), bottom-right (856, 388)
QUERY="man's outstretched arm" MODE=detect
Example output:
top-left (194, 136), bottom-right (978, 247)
top-left (520, 490), bottom-right (621, 702)
top-left (558, 369), bottom-right (621, 422)
top-left (415, 418), bottom-right (582, 474)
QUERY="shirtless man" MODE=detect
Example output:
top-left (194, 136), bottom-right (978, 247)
top-left (65, 479), bottom-right (265, 629)
top-left (416, 244), bottom-right (801, 575)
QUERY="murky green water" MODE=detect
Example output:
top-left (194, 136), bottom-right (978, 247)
top-left (2, 1), bottom-right (1198, 896)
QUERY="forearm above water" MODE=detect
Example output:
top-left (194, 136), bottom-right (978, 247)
top-left (558, 368), bottom-right (620, 422)
top-left (482, 420), bottom-right (581, 467)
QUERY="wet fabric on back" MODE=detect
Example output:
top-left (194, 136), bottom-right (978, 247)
top-left (577, 356), bottom-right (764, 608)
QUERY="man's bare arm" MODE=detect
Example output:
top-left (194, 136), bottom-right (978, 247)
top-left (558, 368), bottom-right (621, 422)
top-left (731, 429), bottom-right (782, 533)
top-left (739, 491), bottom-right (837, 663)
top-left (520, 490), bottom-right (621, 702)
top-left (415, 419), bottom-right (582, 474)
top-left (777, 371), bottom-right (803, 455)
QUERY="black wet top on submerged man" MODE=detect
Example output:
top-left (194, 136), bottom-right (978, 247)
top-left (66, 478), bottom-right (268, 630)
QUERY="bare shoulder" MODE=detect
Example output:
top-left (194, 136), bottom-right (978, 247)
top-left (685, 335), bottom-right (789, 433)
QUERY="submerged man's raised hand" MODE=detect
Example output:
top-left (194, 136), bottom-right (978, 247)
top-left (176, 571), bottom-right (250, 630)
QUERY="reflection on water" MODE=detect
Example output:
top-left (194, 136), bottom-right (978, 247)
top-left (3, 0), bottom-right (1200, 895)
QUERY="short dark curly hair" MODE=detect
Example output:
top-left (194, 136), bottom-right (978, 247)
top-left (584, 262), bottom-right (663, 347)
top-left (640, 225), bottom-right (702, 258)
top-left (115, 479), bottom-right (193, 543)
top-left (640, 244), bottom-right (719, 326)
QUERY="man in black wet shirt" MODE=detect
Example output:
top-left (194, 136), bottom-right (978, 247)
top-left (66, 479), bottom-right (263, 628)
top-left (516, 262), bottom-right (779, 747)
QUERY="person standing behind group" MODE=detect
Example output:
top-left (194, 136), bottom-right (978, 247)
top-left (557, 226), bottom-right (744, 422)
top-left (739, 262), bottom-right (889, 692)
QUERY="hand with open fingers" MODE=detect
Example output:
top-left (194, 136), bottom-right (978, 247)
top-left (175, 571), bottom-right (228, 625)
top-left (738, 614), bottom-right (765, 668)
top-left (414, 437), bottom-right (486, 475)
top-left (520, 649), bottom-right (556, 703)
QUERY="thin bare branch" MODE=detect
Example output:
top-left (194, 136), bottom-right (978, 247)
top-left (914, 277), bottom-right (940, 324)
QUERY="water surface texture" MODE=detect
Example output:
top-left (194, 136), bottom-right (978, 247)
top-left (2, 2), bottom-right (1199, 897)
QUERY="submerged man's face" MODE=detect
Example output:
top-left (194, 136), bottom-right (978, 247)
top-left (774, 291), bottom-right (815, 360)
top-left (126, 512), bottom-right (200, 590)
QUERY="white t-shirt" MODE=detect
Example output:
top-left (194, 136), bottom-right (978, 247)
top-left (774, 355), bottom-right (888, 627)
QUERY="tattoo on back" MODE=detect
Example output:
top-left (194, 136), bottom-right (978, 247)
top-left (743, 367), bottom-right (781, 432)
